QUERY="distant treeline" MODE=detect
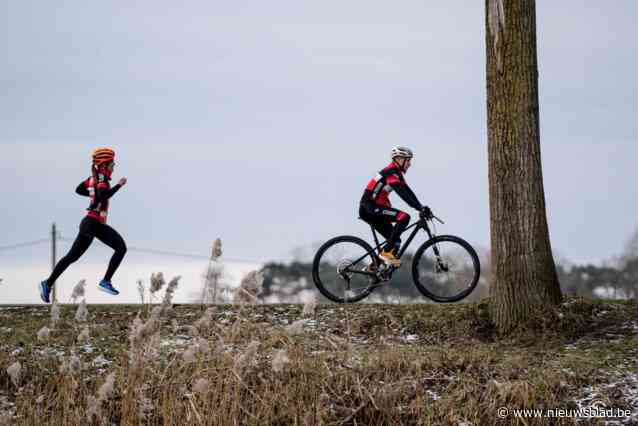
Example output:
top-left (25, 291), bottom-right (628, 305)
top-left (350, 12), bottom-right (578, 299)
top-left (258, 255), bottom-right (638, 302)
top-left (558, 258), bottom-right (637, 299)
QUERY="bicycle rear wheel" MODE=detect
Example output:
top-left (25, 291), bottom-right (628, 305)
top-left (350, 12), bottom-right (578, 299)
top-left (312, 236), bottom-right (379, 303)
top-left (411, 235), bottom-right (480, 303)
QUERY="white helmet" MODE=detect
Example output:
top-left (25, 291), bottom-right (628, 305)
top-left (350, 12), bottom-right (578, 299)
top-left (391, 145), bottom-right (413, 159)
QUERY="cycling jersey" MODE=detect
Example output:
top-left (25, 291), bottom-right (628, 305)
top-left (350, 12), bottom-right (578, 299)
top-left (76, 173), bottom-right (121, 224)
top-left (361, 162), bottom-right (423, 210)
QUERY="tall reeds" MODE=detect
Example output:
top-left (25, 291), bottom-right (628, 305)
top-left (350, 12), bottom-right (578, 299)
top-left (233, 271), bottom-right (264, 305)
top-left (75, 299), bottom-right (89, 322)
top-left (70, 279), bottom-right (86, 303)
top-left (201, 238), bottom-right (224, 305)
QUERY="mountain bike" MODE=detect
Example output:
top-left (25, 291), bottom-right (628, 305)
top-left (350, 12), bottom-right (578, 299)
top-left (312, 211), bottom-right (480, 303)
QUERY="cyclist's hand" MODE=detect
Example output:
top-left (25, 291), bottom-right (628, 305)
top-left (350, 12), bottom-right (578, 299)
top-left (118, 177), bottom-right (127, 186)
top-left (420, 206), bottom-right (433, 219)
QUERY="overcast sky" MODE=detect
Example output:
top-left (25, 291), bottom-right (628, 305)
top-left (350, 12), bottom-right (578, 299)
top-left (1, 1), bottom-right (637, 302)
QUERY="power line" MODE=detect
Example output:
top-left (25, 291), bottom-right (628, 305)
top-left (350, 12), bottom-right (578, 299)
top-left (0, 239), bottom-right (50, 251)
top-left (58, 236), bottom-right (270, 264)
top-left (2, 233), bottom-right (281, 264)
top-left (126, 246), bottom-right (269, 264)
top-left (58, 236), bottom-right (210, 260)
top-left (128, 246), bottom-right (209, 260)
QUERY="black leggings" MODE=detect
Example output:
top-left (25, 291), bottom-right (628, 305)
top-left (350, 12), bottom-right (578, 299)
top-left (48, 216), bottom-right (127, 285)
top-left (359, 201), bottom-right (410, 252)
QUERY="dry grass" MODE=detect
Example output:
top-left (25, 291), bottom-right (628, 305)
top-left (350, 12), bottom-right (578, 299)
top-left (0, 298), bottom-right (636, 425)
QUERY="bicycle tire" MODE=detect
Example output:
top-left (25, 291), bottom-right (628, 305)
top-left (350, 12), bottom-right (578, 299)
top-left (411, 235), bottom-right (480, 303)
top-left (312, 235), bottom-right (379, 303)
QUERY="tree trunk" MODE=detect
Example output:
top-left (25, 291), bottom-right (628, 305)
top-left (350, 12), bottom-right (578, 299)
top-left (485, 0), bottom-right (562, 333)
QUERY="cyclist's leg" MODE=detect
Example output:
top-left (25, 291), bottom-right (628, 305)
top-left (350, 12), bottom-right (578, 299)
top-left (381, 208), bottom-right (410, 253)
top-left (47, 217), bottom-right (95, 285)
top-left (370, 216), bottom-right (394, 247)
top-left (93, 223), bottom-right (127, 282)
top-left (360, 202), bottom-right (393, 240)
top-left (360, 202), bottom-right (407, 252)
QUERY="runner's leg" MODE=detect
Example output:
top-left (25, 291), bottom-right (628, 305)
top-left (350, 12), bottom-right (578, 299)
top-left (93, 223), bottom-right (127, 281)
top-left (47, 217), bottom-right (95, 285)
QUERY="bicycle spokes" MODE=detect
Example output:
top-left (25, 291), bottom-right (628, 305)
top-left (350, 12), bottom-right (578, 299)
top-left (413, 237), bottom-right (480, 302)
top-left (313, 238), bottom-right (378, 303)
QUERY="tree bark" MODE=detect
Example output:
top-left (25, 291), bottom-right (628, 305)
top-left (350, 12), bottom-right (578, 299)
top-left (485, 0), bottom-right (562, 333)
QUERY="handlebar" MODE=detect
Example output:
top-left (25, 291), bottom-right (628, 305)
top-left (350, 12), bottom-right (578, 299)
top-left (419, 211), bottom-right (445, 224)
top-left (432, 215), bottom-right (444, 224)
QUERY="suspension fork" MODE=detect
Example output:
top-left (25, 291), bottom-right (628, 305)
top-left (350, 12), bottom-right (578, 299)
top-left (422, 221), bottom-right (447, 271)
top-left (422, 222), bottom-right (439, 255)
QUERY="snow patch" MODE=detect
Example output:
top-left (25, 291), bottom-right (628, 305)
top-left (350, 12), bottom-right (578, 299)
top-left (426, 389), bottom-right (441, 401)
top-left (575, 371), bottom-right (638, 424)
top-left (402, 334), bottom-right (419, 343)
top-left (92, 355), bottom-right (112, 368)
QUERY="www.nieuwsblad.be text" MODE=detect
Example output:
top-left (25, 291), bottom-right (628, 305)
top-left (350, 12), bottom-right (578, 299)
top-left (497, 405), bottom-right (631, 420)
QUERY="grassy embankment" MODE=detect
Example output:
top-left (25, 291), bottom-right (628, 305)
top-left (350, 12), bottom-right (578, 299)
top-left (0, 298), bottom-right (637, 425)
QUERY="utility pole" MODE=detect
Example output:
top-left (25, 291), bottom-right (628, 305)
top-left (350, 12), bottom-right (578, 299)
top-left (51, 223), bottom-right (57, 303)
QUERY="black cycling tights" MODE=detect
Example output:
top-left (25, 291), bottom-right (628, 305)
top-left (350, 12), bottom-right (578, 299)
top-left (359, 202), bottom-right (410, 253)
top-left (48, 216), bottom-right (127, 285)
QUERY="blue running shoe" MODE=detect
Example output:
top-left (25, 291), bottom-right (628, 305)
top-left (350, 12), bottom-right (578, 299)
top-left (98, 279), bottom-right (120, 296)
top-left (39, 280), bottom-right (52, 304)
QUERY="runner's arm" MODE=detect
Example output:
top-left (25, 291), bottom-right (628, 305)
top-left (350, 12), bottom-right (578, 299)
top-left (96, 183), bottom-right (122, 200)
top-left (75, 180), bottom-right (90, 196)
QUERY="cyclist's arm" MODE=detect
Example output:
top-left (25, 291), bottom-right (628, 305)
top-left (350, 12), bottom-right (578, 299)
top-left (388, 176), bottom-right (423, 210)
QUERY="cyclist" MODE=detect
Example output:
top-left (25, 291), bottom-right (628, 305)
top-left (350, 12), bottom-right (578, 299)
top-left (360, 146), bottom-right (432, 267)
top-left (39, 148), bottom-right (127, 303)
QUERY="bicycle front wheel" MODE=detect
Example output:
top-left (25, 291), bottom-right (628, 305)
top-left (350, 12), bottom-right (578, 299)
top-left (312, 236), bottom-right (379, 303)
top-left (412, 235), bottom-right (480, 303)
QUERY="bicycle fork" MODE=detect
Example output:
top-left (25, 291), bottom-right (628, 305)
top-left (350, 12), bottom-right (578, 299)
top-left (431, 244), bottom-right (449, 272)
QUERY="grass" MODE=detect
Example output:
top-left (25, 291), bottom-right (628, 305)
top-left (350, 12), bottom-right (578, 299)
top-left (0, 298), bottom-right (637, 425)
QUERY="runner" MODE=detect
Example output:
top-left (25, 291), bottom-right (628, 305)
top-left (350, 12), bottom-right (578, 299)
top-left (39, 148), bottom-right (127, 303)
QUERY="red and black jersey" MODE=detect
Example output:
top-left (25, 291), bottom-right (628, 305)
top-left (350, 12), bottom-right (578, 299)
top-left (361, 162), bottom-right (423, 210)
top-left (75, 173), bottom-right (121, 224)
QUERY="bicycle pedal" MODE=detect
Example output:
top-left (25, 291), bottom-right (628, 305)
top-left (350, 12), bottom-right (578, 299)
top-left (378, 270), bottom-right (393, 281)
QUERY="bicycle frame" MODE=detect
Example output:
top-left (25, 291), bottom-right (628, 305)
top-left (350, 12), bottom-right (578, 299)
top-left (375, 220), bottom-right (435, 259)
top-left (348, 218), bottom-right (435, 271)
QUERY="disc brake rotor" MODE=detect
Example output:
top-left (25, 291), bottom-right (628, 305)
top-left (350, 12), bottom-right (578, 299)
top-left (336, 260), bottom-right (354, 281)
